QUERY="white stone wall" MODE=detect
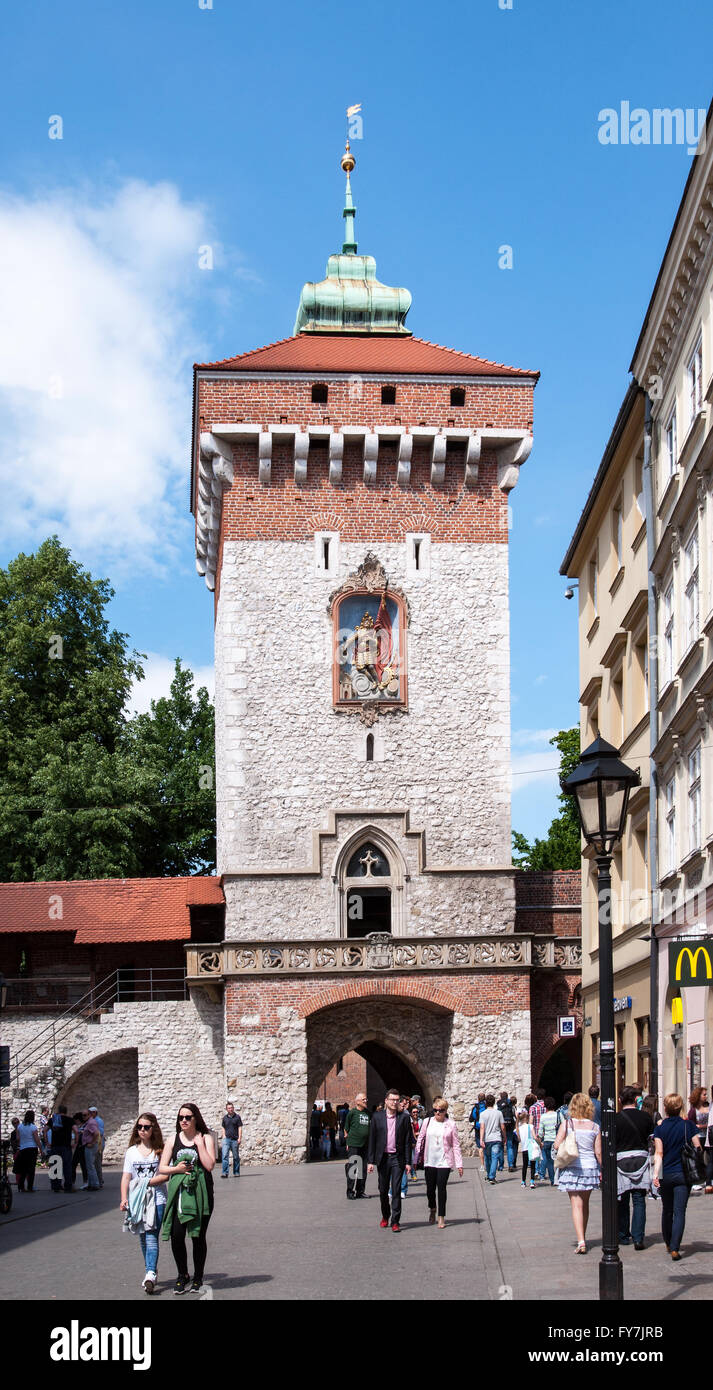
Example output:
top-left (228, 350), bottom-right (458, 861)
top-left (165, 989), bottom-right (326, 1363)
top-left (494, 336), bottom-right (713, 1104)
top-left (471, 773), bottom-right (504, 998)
top-left (223, 1010), bottom-right (308, 1164)
top-left (215, 540), bottom-right (512, 920)
top-left (1, 994), bottom-right (224, 1162)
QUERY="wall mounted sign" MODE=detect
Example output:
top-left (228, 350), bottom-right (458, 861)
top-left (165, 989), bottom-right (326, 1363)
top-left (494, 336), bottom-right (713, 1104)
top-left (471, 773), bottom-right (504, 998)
top-left (668, 937), bottom-right (713, 987)
top-left (558, 1016), bottom-right (576, 1037)
top-left (613, 995), bottom-right (632, 1013)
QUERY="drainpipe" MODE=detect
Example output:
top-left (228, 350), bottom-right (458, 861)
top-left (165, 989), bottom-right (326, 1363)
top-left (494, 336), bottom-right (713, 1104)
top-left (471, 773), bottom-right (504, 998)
top-left (642, 391), bottom-right (660, 1101)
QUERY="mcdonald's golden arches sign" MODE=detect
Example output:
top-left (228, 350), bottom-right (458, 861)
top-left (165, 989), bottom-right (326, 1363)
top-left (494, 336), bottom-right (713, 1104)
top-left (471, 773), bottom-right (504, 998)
top-left (668, 938), bottom-right (713, 987)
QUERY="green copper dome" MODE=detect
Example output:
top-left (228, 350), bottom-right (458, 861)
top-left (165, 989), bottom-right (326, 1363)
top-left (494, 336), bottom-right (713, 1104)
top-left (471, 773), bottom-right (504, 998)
top-left (293, 144), bottom-right (412, 336)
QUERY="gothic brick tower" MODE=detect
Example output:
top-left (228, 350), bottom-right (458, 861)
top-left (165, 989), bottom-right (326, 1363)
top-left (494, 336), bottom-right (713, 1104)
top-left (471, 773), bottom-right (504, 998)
top-left (190, 144), bottom-right (554, 1161)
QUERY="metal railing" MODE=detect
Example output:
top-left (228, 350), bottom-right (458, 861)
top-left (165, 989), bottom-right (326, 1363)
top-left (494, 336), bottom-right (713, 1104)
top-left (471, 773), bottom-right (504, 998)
top-left (4, 976), bottom-right (92, 1010)
top-left (2, 968), bottom-right (187, 1091)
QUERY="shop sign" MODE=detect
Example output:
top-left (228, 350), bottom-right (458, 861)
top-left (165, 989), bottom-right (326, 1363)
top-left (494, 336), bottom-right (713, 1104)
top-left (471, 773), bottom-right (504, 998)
top-left (613, 996), bottom-right (632, 1013)
top-left (668, 938), bottom-right (713, 987)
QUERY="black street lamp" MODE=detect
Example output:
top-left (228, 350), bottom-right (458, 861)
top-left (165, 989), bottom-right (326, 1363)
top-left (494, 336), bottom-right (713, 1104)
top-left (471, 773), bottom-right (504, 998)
top-left (562, 735), bottom-right (640, 1302)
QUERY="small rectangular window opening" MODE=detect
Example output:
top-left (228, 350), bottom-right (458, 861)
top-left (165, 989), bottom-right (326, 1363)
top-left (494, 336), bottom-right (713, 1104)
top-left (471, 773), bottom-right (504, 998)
top-left (413, 538), bottom-right (422, 571)
top-left (311, 383), bottom-right (328, 403)
top-left (450, 387), bottom-right (465, 407)
top-left (323, 538), bottom-right (330, 569)
top-left (381, 385), bottom-right (396, 405)
top-left (366, 733), bottom-right (374, 762)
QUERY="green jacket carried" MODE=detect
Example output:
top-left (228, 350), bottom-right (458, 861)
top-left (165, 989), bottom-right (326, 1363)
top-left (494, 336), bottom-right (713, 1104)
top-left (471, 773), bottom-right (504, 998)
top-left (161, 1165), bottom-right (210, 1241)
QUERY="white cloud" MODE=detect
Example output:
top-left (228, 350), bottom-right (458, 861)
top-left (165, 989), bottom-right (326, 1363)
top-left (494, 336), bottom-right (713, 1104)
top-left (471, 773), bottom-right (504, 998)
top-left (127, 652), bottom-right (214, 716)
top-left (0, 180), bottom-right (216, 570)
top-left (511, 727), bottom-right (560, 794)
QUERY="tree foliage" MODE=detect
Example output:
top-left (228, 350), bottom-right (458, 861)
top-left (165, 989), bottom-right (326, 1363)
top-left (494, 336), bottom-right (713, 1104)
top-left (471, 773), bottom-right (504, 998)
top-left (0, 539), bottom-right (215, 880)
top-left (512, 728), bottom-right (581, 871)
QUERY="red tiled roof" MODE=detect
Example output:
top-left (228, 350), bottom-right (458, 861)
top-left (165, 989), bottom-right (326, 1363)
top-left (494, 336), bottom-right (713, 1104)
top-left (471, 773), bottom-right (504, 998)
top-left (194, 334), bottom-right (538, 379)
top-left (0, 878), bottom-right (224, 943)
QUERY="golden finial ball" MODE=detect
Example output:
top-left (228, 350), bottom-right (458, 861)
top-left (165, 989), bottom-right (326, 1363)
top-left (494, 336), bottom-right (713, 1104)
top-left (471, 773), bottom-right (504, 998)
top-left (341, 140), bottom-right (355, 174)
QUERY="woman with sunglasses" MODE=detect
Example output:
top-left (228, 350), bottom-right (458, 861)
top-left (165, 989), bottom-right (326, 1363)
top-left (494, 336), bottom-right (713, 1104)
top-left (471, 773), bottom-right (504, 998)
top-left (159, 1102), bottom-right (215, 1295)
top-left (120, 1113), bottom-right (167, 1295)
top-left (413, 1096), bottom-right (463, 1228)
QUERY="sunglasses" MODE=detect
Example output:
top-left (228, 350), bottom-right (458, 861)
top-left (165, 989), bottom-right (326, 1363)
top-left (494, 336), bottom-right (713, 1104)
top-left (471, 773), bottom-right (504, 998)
top-left (137, 1123), bottom-right (153, 1131)
top-left (179, 1114), bottom-right (193, 1122)
top-left (434, 1108), bottom-right (447, 1113)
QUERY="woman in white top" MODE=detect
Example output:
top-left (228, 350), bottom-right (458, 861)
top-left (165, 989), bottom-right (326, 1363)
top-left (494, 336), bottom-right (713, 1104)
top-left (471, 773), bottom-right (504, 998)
top-left (120, 1112), bottom-right (168, 1295)
top-left (413, 1096), bottom-right (463, 1229)
top-left (14, 1110), bottom-right (41, 1192)
top-left (553, 1091), bottom-right (602, 1254)
top-left (517, 1108), bottom-right (540, 1188)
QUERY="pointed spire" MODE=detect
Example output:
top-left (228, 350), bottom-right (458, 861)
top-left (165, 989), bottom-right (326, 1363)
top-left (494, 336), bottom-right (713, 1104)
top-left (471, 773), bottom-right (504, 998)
top-left (340, 141), bottom-right (357, 254)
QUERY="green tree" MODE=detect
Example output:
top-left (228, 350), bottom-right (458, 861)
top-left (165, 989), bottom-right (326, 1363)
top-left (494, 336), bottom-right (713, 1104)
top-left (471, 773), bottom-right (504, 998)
top-left (125, 660), bottom-right (216, 875)
top-left (0, 539), bottom-right (216, 879)
top-left (512, 728), bottom-right (581, 871)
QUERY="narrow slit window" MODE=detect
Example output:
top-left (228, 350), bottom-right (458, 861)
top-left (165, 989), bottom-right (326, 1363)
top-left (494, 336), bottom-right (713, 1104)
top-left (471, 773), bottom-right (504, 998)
top-left (413, 538), bottom-right (422, 571)
top-left (323, 538), bottom-right (330, 569)
top-left (366, 733), bottom-right (374, 761)
top-left (450, 387), bottom-right (465, 407)
top-left (311, 383), bottom-right (328, 404)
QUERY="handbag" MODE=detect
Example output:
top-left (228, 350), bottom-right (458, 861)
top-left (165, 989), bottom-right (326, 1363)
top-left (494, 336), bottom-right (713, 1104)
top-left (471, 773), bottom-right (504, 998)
top-left (415, 1118), bottom-right (429, 1170)
top-left (554, 1119), bottom-right (579, 1170)
top-left (680, 1132), bottom-right (705, 1188)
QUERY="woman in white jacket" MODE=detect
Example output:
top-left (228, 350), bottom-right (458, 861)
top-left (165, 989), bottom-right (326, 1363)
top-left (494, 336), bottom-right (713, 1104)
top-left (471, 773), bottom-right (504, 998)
top-left (413, 1096), bottom-right (463, 1229)
top-left (120, 1113), bottom-right (167, 1295)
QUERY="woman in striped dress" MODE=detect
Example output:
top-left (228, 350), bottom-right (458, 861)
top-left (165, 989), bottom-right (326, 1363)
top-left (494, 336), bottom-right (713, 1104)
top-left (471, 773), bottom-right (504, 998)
top-left (553, 1091), bottom-right (602, 1253)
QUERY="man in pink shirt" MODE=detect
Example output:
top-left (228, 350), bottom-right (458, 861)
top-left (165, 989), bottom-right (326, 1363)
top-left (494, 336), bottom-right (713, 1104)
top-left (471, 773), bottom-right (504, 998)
top-left (367, 1088), bottom-right (413, 1232)
top-left (81, 1112), bottom-right (101, 1190)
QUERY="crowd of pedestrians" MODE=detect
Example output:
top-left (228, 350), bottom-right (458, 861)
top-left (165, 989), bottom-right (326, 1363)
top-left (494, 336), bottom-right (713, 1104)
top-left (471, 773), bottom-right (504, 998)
top-left (7, 1075), bottom-right (711, 1290)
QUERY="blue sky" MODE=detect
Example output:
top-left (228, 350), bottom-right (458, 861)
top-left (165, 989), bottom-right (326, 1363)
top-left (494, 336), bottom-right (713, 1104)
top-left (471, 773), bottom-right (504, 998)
top-left (1, 0), bottom-right (710, 842)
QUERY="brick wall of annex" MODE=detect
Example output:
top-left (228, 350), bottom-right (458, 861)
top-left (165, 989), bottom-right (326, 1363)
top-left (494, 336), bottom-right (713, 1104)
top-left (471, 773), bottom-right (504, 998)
top-left (515, 870), bottom-right (581, 938)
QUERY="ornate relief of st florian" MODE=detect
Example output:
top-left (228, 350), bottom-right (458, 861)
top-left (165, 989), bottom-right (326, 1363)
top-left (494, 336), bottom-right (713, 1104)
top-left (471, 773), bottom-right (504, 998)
top-left (328, 554), bottom-right (408, 716)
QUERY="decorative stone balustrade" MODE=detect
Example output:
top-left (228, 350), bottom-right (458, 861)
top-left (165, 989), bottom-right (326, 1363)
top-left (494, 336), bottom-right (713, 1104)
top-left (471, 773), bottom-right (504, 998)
top-left (186, 935), bottom-right (581, 981)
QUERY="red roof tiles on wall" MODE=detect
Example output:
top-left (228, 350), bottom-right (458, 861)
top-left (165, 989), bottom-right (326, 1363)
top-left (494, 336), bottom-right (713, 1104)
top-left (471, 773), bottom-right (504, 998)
top-left (0, 878), bottom-right (224, 943)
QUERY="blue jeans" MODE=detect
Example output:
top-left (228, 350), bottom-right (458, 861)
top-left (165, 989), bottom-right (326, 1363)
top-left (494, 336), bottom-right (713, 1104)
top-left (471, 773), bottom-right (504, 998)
top-left (506, 1132), bottom-right (518, 1170)
top-left (84, 1144), bottom-right (100, 1189)
top-left (138, 1200), bottom-right (165, 1275)
top-left (222, 1138), bottom-right (240, 1176)
top-left (541, 1141), bottom-right (555, 1185)
top-left (660, 1176), bottom-right (689, 1253)
top-left (485, 1142), bottom-right (503, 1180)
top-left (618, 1189), bottom-right (646, 1244)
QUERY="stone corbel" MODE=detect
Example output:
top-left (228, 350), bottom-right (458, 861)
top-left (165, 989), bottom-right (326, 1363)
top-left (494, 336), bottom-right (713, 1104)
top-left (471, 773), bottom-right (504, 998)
top-left (695, 693), bottom-right (708, 731)
top-left (258, 431), bottom-right (272, 485)
top-left (496, 433), bottom-right (533, 493)
top-left (695, 466), bottom-right (711, 510)
top-left (363, 431), bottom-right (378, 485)
top-left (200, 431), bottom-right (234, 488)
top-left (294, 431), bottom-right (310, 485)
top-left (197, 433), bottom-right (235, 590)
top-left (431, 432), bottom-right (447, 487)
top-left (464, 431), bottom-right (481, 488)
top-left (329, 431), bottom-right (344, 485)
top-left (671, 732), bottom-right (684, 766)
top-left (397, 432), bottom-right (413, 487)
top-left (671, 527), bottom-right (680, 563)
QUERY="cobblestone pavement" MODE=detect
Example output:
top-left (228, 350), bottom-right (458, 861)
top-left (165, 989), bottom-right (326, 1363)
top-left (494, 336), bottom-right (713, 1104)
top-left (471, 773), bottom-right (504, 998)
top-left (1, 1158), bottom-right (711, 1302)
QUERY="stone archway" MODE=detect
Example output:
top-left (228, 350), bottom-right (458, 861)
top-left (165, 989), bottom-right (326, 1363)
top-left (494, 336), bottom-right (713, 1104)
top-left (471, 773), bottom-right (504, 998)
top-left (57, 1048), bottom-right (139, 1161)
top-left (306, 997), bottom-right (451, 1118)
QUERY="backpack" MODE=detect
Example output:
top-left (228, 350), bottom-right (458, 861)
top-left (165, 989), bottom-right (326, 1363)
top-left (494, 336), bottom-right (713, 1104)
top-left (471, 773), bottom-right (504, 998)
top-left (500, 1099), bottom-right (514, 1126)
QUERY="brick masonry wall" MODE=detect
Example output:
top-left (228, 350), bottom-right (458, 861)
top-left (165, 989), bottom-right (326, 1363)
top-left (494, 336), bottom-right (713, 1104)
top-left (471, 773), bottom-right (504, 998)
top-left (319, 1050), bottom-right (366, 1106)
top-left (515, 870), bottom-right (581, 937)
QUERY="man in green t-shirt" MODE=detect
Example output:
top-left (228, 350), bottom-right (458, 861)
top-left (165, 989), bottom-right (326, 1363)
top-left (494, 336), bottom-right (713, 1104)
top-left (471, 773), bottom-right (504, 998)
top-left (344, 1093), bottom-right (371, 1199)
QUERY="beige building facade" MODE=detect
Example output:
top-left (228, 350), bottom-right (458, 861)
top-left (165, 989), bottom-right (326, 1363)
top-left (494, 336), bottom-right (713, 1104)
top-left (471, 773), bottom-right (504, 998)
top-left (561, 387), bottom-right (652, 1099)
top-left (563, 103), bottom-right (713, 1107)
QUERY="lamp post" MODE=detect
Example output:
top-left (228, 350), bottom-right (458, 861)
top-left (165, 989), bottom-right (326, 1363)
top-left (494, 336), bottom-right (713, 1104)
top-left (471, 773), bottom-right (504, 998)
top-left (562, 736), bottom-right (640, 1302)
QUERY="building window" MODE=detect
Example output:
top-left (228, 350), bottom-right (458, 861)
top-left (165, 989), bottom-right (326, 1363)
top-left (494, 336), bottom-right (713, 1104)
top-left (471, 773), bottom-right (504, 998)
top-left (611, 667), bottom-right (623, 746)
top-left (381, 385), bottom-right (396, 405)
top-left (665, 775), bottom-right (676, 875)
top-left (665, 405), bottom-right (677, 478)
top-left (450, 387), bottom-right (465, 407)
top-left (589, 551), bottom-right (598, 618)
top-left (311, 383), bottom-right (329, 404)
top-left (634, 454), bottom-right (644, 515)
top-left (612, 502), bottom-right (623, 570)
top-left (687, 335), bottom-right (703, 423)
top-left (634, 636), bottom-right (648, 716)
top-left (663, 580), bottom-right (674, 684)
top-left (315, 530), bottom-right (339, 577)
top-left (616, 1023), bottom-right (626, 1094)
top-left (684, 527), bottom-right (699, 647)
top-left (688, 743), bottom-right (701, 854)
top-left (591, 1034), bottom-right (600, 1088)
top-left (636, 1016), bottom-right (650, 1089)
top-left (365, 733), bottom-right (374, 762)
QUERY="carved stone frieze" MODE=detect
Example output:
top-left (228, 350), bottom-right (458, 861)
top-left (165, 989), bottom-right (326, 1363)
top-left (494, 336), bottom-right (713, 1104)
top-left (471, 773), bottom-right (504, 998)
top-left (187, 936), bottom-right (581, 978)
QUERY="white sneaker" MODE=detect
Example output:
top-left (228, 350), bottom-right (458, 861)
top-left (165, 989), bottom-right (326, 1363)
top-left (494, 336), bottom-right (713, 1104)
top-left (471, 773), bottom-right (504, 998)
top-left (691, 1184), bottom-right (704, 1194)
top-left (142, 1272), bottom-right (156, 1294)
